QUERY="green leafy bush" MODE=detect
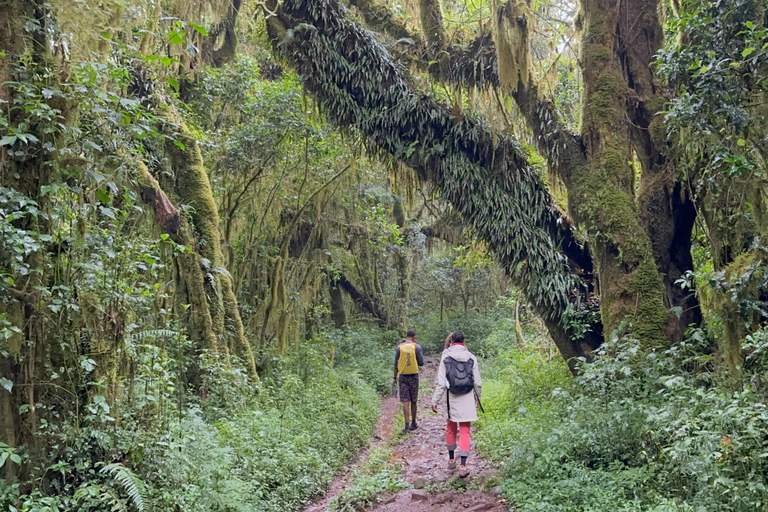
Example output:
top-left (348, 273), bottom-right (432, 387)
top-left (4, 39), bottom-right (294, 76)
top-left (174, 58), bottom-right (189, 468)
top-left (415, 307), bottom-right (508, 355)
top-left (477, 332), bottom-right (768, 511)
top-left (329, 326), bottom-right (400, 394)
top-left (0, 336), bottom-right (380, 512)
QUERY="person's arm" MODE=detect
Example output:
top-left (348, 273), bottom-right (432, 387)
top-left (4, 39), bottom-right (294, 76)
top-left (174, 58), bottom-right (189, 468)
top-left (416, 344), bottom-right (424, 368)
top-left (473, 356), bottom-right (482, 401)
top-left (431, 358), bottom-right (447, 412)
top-left (393, 346), bottom-right (399, 384)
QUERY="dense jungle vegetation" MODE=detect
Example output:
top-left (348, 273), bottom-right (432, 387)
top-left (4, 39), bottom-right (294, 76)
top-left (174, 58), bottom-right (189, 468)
top-left (1, 0), bottom-right (768, 510)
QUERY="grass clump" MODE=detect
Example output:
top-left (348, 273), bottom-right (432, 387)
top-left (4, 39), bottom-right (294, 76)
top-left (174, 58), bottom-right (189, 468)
top-left (328, 446), bottom-right (409, 511)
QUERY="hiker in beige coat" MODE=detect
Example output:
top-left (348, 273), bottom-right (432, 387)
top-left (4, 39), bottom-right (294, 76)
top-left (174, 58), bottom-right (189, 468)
top-left (431, 331), bottom-right (481, 478)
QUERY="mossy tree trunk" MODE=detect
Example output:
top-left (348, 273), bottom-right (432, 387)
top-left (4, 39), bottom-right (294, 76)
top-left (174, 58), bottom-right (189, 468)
top-left (136, 162), bottom-right (219, 351)
top-left (0, 0), bottom-right (58, 480)
top-left (570, 0), bottom-right (670, 345)
top-left (161, 105), bottom-right (258, 376)
top-left (392, 197), bottom-right (410, 332)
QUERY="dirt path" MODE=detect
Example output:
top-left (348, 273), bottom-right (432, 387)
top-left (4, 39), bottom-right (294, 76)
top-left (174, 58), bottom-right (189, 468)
top-left (304, 356), bottom-right (510, 512)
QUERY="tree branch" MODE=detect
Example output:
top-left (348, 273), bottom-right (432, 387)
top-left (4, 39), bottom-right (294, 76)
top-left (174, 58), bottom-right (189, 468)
top-left (264, 0), bottom-right (602, 364)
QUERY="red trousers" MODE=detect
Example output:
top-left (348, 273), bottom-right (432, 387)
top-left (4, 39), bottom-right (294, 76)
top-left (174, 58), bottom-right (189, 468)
top-left (446, 420), bottom-right (471, 456)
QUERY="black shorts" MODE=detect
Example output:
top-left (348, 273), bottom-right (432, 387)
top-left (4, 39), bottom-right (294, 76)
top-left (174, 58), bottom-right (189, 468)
top-left (398, 374), bottom-right (419, 403)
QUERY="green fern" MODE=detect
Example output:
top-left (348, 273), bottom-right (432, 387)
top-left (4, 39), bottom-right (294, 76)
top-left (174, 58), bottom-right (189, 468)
top-left (100, 463), bottom-right (146, 512)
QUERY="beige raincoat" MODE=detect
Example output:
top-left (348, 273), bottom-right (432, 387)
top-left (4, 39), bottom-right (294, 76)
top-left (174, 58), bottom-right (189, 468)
top-left (431, 344), bottom-right (482, 422)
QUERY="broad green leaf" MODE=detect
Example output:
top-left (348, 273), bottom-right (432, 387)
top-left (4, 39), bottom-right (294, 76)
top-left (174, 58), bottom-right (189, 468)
top-left (190, 22), bottom-right (208, 36)
top-left (0, 135), bottom-right (17, 146)
top-left (96, 189), bottom-right (110, 205)
top-left (169, 30), bottom-right (185, 45)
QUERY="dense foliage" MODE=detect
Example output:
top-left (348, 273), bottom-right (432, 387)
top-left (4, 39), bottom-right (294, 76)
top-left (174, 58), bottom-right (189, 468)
top-left (477, 328), bottom-right (768, 511)
top-left (2, 0), bottom-right (768, 510)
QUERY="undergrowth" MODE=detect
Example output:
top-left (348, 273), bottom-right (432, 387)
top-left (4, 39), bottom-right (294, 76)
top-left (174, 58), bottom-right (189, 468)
top-left (477, 328), bottom-right (768, 511)
top-left (0, 328), bottom-right (387, 512)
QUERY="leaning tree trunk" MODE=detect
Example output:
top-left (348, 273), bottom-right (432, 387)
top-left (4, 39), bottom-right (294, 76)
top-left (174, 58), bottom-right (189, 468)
top-left (264, 0), bottom-right (602, 371)
top-left (353, 0), bottom-right (702, 346)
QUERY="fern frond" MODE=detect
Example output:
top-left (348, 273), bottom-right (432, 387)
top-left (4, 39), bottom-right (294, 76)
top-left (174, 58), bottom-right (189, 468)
top-left (100, 462), bottom-right (146, 512)
top-left (101, 487), bottom-right (129, 512)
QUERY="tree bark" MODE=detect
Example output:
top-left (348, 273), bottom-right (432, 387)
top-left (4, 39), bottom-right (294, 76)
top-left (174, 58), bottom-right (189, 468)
top-left (161, 105), bottom-right (258, 375)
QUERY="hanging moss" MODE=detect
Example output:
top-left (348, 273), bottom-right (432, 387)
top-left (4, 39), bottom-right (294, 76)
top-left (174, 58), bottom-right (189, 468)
top-left (266, 0), bottom-right (602, 362)
top-left (491, 0), bottom-right (530, 93)
top-left (161, 106), bottom-right (258, 376)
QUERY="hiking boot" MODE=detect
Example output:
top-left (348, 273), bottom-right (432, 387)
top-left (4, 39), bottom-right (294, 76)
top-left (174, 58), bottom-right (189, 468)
top-left (403, 423), bottom-right (410, 433)
top-left (447, 459), bottom-right (457, 470)
top-left (458, 465), bottom-right (470, 478)
top-left (410, 420), bottom-right (418, 430)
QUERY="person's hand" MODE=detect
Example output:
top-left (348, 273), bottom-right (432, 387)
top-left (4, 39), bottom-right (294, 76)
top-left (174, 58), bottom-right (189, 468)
top-left (476, 402), bottom-right (480, 409)
top-left (431, 405), bottom-right (439, 413)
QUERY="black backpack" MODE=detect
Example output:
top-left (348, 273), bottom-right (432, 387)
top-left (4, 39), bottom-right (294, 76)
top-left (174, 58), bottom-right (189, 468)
top-left (443, 356), bottom-right (475, 395)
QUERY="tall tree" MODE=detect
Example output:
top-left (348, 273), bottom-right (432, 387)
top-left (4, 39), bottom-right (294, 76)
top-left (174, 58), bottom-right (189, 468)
top-left (260, 0), bottom-right (726, 365)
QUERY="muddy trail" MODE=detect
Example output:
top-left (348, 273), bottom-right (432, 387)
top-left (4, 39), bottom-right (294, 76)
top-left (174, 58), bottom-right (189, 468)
top-left (304, 356), bottom-right (510, 512)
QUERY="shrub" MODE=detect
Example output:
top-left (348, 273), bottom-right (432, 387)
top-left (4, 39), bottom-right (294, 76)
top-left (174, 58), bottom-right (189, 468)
top-left (477, 332), bottom-right (768, 511)
top-left (0, 334), bottom-right (380, 512)
top-left (329, 326), bottom-right (400, 394)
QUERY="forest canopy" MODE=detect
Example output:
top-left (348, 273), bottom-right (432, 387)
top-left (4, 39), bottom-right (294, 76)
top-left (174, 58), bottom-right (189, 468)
top-left (1, 0), bottom-right (768, 510)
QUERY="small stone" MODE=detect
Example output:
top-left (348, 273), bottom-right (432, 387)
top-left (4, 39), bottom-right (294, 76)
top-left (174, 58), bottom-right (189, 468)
top-left (383, 494), bottom-right (398, 504)
top-left (411, 490), bottom-right (429, 502)
top-left (413, 478), bottom-right (429, 489)
top-left (433, 492), bottom-right (453, 504)
top-left (490, 486), bottom-right (502, 496)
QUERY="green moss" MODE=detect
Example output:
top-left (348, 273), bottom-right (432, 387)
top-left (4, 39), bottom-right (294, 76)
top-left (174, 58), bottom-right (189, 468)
top-left (625, 258), bottom-right (669, 347)
top-left (585, 71), bottom-right (629, 127)
top-left (162, 106), bottom-right (258, 377)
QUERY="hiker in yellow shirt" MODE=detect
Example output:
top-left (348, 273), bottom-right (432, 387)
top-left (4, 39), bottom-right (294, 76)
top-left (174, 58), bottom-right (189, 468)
top-left (393, 328), bottom-right (425, 432)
